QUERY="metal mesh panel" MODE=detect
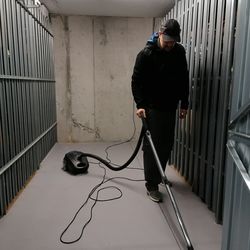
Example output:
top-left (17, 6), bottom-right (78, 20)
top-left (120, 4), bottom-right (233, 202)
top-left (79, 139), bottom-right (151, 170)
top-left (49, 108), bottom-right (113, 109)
top-left (0, 0), bottom-right (56, 217)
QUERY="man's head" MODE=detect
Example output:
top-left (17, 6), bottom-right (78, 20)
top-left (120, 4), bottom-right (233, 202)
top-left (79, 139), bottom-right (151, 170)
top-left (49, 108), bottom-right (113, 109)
top-left (158, 19), bottom-right (181, 51)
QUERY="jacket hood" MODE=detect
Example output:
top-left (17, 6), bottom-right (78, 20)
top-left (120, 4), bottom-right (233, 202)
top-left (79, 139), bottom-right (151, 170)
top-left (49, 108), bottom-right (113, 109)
top-left (146, 32), bottom-right (159, 46)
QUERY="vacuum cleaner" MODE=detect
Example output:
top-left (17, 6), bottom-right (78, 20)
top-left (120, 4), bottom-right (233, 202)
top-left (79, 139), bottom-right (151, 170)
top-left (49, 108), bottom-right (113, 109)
top-left (63, 118), bottom-right (194, 250)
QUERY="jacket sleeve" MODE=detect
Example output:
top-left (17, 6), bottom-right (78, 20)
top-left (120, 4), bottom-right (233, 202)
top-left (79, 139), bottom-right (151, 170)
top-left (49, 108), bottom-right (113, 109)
top-left (180, 48), bottom-right (189, 110)
top-left (131, 49), bottom-right (150, 109)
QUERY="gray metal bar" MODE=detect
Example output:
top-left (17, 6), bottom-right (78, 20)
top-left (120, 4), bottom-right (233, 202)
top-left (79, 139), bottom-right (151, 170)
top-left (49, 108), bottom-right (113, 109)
top-left (205, 0), bottom-right (217, 208)
top-left (1, 0), bottom-right (10, 75)
top-left (6, 0), bottom-right (15, 75)
top-left (5, 0), bottom-right (16, 164)
top-left (227, 140), bottom-right (250, 190)
top-left (179, 0), bottom-right (186, 176)
top-left (179, 0), bottom-right (189, 177)
top-left (213, 0), bottom-right (239, 222)
top-left (15, 0), bottom-right (53, 37)
top-left (176, 1), bottom-right (182, 173)
top-left (0, 80), bottom-right (9, 167)
top-left (9, 3), bottom-right (19, 199)
top-left (29, 13), bottom-right (36, 143)
top-left (0, 122), bottom-right (57, 176)
top-left (0, 0), bottom-right (4, 75)
top-left (192, 0), bottom-right (205, 194)
top-left (41, 26), bottom-right (46, 78)
top-left (0, 111), bottom-right (3, 167)
top-left (229, 131), bottom-right (250, 146)
top-left (16, 2), bottom-right (25, 76)
top-left (188, 0), bottom-right (198, 183)
top-left (171, 3), bottom-right (179, 169)
top-left (184, 0), bottom-right (193, 179)
top-left (200, 0), bottom-right (214, 206)
top-left (21, 5), bottom-right (29, 76)
top-left (212, 0), bottom-right (227, 214)
top-left (0, 175), bottom-right (7, 217)
top-left (196, 0), bottom-right (210, 199)
top-left (229, 101), bottom-right (250, 128)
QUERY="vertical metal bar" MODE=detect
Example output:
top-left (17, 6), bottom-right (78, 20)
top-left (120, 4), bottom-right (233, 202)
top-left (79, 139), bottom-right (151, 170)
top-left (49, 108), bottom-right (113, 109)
top-left (205, 0), bottom-right (217, 207)
top-left (188, 0), bottom-right (198, 183)
top-left (179, 0), bottom-right (188, 176)
top-left (0, 104), bottom-right (3, 169)
top-left (0, 175), bottom-right (7, 217)
top-left (17, 1), bottom-right (24, 77)
top-left (175, 0), bottom-right (182, 173)
top-left (21, 5), bottom-right (28, 77)
top-left (5, 168), bottom-right (10, 207)
top-left (1, 0), bottom-right (11, 166)
top-left (0, 3), bottom-right (4, 75)
top-left (0, 0), bottom-right (5, 165)
top-left (199, 0), bottom-right (212, 200)
top-left (31, 12), bottom-right (37, 175)
top-left (7, 11), bottom-right (15, 203)
top-left (40, 25), bottom-right (45, 134)
top-left (194, 0), bottom-right (209, 199)
top-left (12, 0), bottom-right (20, 76)
top-left (30, 15), bottom-right (36, 142)
top-left (6, 0), bottom-right (15, 75)
top-left (20, 4), bottom-right (29, 153)
top-left (0, 81), bottom-right (9, 166)
top-left (45, 34), bottom-right (50, 128)
top-left (211, 0), bottom-right (226, 213)
top-left (191, 0), bottom-right (204, 193)
top-left (5, 1), bottom-right (16, 183)
top-left (9, 0), bottom-right (19, 196)
top-left (184, 0), bottom-right (193, 179)
top-left (36, 17), bottom-right (41, 135)
top-left (1, 0), bottom-right (10, 75)
top-left (45, 28), bottom-right (50, 79)
top-left (26, 11), bottom-right (33, 146)
top-left (213, 0), bottom-right (238, 222)
top-left (221, 150), bottom-right (235, 250)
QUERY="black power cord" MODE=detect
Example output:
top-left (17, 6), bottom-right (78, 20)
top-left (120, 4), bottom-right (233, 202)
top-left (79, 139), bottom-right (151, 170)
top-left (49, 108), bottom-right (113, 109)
top-left (60, 106), bottom-right (145, 244)
top-left (60, 158), bottom-right (145, 244)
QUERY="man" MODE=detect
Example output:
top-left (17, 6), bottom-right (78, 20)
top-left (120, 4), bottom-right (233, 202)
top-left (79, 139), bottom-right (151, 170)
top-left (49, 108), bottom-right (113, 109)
top-left (131, 19), bottom-right (189, 202)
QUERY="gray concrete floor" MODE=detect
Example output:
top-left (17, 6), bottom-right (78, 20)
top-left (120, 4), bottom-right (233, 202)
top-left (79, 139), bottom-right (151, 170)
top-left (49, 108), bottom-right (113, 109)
top-left (0, 142), bottom-right (222, 250)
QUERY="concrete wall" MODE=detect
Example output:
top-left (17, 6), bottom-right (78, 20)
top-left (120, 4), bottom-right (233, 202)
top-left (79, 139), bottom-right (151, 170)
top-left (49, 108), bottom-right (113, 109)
top-left (52, 16), bottom-right (153, 142)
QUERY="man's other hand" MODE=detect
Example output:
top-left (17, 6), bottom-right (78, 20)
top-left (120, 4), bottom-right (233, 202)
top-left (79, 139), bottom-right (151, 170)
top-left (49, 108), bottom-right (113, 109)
top-left (179, 109), bottom-right (187, 119)
top-left (136, 109), bottom-right (146, 118)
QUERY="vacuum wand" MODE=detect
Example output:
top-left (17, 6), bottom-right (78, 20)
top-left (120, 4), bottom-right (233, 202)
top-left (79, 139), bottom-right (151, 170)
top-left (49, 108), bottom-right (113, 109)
top-left (141, 117), bottom-right (194, 250)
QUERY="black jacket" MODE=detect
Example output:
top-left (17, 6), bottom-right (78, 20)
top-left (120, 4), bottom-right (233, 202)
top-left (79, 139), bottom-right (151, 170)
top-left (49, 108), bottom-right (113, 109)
top-left (131, 33), bottom-right (189, 111)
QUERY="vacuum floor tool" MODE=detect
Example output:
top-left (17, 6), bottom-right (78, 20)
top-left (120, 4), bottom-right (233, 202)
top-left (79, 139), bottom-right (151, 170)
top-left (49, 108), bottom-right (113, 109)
top-left (65, 118), bottom-right (193, 250)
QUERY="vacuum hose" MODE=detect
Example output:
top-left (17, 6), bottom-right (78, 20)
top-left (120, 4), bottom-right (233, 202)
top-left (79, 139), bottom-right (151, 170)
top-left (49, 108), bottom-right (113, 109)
top-left (82, 127), bottom-right (145, 171)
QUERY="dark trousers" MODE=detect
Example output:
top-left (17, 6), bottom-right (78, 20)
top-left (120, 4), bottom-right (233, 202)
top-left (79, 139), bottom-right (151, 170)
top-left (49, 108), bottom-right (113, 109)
top-left (142, 109), bottom-right (176, 191)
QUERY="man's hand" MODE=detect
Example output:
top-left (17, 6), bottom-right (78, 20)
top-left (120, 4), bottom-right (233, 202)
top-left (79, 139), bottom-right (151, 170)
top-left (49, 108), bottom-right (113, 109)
top-left (136, 108), bottom-right (146, 118)
top-left (179, 109), bottom-right (187, 119)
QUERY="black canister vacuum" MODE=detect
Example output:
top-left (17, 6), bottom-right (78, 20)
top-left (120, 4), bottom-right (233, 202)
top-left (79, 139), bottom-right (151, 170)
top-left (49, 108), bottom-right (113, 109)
top-left (63, 117), bottom-right (194, 250)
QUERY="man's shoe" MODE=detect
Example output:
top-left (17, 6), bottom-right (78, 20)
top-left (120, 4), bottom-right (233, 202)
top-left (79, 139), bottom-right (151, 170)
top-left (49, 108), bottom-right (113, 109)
top-left (147, 190), bottom-right (163, 202)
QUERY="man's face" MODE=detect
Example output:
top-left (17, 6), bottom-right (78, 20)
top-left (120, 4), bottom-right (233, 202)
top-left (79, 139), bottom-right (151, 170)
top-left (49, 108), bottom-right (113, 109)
top-left (159, 33), bottom-right (176, 51)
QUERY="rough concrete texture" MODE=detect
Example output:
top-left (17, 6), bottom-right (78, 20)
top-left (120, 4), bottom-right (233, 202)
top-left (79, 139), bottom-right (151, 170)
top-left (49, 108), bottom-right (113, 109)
top-left (52, 16), bottom-right (153, 142)
top-left (53, 16), bottom-right (71, 142)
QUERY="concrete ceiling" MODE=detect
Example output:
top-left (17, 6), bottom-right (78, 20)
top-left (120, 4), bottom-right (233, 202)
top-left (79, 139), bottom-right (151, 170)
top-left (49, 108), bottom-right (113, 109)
top-left (40, 0), bottom-right (175, 17)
